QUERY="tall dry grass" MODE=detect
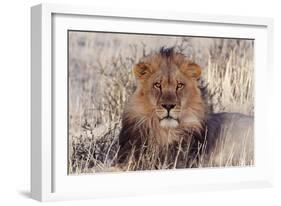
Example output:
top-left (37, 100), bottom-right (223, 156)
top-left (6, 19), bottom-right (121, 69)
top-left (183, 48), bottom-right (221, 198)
top-left (68, 32), bottom-right (254, 174)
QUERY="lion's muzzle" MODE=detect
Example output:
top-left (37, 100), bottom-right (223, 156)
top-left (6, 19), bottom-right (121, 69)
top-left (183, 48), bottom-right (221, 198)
top-left (156, 103), bottom-right (180, 128)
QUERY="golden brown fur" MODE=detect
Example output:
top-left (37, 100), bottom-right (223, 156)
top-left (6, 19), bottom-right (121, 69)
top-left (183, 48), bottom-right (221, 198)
top-left (117, 48), bottom-right (206, 164)
top-left (117, 47), bottom-right (254, 168)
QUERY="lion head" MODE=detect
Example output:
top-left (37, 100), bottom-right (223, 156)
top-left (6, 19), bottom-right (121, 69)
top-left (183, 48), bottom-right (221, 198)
top-left (118, 48), bottom-right (206, 163)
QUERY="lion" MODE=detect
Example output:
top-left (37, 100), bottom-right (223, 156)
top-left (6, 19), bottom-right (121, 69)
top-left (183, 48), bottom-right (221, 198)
top-left (117, 47), bottom-right (254, 169)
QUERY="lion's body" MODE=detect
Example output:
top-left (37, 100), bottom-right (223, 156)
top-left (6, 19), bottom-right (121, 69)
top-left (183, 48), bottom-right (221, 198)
top-left (204, 112), bottom-right (254, 166)
top-left (117, 48), bottom-right (254, 168)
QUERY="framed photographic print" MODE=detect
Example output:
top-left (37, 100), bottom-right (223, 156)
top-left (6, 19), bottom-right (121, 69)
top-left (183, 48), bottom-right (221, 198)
top-left (31, 3), bottom-right (274, 201)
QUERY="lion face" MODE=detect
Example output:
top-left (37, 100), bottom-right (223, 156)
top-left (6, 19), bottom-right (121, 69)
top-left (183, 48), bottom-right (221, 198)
top-left (132, 49), bottom-right (204, 130)
top-left (152, 69), bottom-right (188, 129)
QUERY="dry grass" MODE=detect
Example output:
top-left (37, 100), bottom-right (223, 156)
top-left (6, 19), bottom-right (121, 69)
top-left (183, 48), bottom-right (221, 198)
top-left (68, 32), bottom-right (254, 174)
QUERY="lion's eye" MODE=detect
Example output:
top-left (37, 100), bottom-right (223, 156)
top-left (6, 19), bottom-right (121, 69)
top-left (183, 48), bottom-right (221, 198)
top-left (177, 83), bottom-right (185, 89)
top-left (154, 82), bottom-right (161, 89)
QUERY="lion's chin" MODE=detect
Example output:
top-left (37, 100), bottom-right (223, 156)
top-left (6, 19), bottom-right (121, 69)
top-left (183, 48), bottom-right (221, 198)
top-left (160, 118), bottom-right (179, 128)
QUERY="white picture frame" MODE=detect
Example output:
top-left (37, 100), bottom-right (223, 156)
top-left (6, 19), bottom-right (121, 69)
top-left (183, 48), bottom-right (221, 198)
top-left (31, 3), bottom-right (274, 202)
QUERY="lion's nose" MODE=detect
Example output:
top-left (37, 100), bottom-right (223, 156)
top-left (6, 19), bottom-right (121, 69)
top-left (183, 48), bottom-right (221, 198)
top-left (162, 104), bottom-right (176, 112)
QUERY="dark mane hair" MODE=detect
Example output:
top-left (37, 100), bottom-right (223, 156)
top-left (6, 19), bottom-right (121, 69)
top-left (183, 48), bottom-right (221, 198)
top-left (159, 47), bottom-right (175, 58)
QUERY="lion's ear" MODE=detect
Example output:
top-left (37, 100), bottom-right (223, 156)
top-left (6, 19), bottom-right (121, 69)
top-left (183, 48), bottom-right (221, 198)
top-left (133, 63), bottom-right (152, 80)
top-left (181, 62), bottom-right (202, 80)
